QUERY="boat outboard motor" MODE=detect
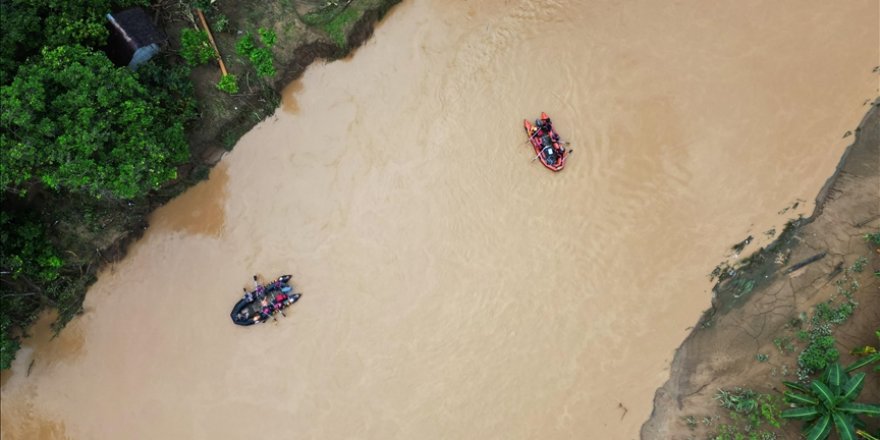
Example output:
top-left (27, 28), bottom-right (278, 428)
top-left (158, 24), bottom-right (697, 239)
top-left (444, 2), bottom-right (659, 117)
top-left (541, 135), bottom-right (557, 165)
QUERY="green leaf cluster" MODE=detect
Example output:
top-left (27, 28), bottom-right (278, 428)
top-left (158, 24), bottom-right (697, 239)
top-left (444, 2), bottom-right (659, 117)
top-left (0, 209), bottom-right (64, 369)
top-left (0, 211), bottom-right (63, 283)
top-left (235, 29), bottom-right (276, 78)
top-left (216, 73), bottom-right (239, 94)
top-left (781, 361), bottom-right (880, 440)
top-left (0, 314), bottom-right (20, 370)
top-left (712, 388), bottom-right (784, 439)
top-left (179, 28), bottom-right (216, 67)
top-left (798, 335), bottom-right (839, 375)
top-left (1, 0), bottom-right (200, 370)
top-left (1, 45), bottom-right (191, 199)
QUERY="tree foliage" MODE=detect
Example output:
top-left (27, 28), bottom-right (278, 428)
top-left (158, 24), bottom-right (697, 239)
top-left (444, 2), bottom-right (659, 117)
top-left (0, 314), bottom-right (19, 370)
top-left (179, 28), bottom-right (215, 67)
top-left (1, 45), bottom-right (191, 199)
top-left (0, 210), bottom-right (62, 283)
top-left (1, 0), bottom-right (201, 369)
top-left (0, 0), bottom-right (145, 84)
top-left (0, 209), bottom-right (63, 369)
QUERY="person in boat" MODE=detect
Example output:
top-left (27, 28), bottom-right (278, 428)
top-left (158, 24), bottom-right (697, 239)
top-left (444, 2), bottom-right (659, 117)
top-left (238, 308), bottom-right (251, 321)
top-left (536, 117), bottom-right (551, 133)
top-left (268, 279), bottom-right (286, 293)
top-left (541, 134), bottom-right (558, 165)
top-left (537, 117), bottom-right (561, 143)
top-left (274, 293), bottom-right (287, 309)
top-left (242, 288), bottom-right (254, 303)
top-left (252, 275), bottom-right (267, 299)
top-left (529, 126), bottom-right (540, 141)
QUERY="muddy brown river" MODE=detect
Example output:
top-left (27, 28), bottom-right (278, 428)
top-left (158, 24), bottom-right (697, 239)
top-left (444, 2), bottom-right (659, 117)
top-left (2, 1), bottom-right (877, 438)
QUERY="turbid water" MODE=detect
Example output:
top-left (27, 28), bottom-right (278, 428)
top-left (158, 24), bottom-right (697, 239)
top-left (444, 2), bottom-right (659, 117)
top-left (2, 1), bottom-right (877, 438)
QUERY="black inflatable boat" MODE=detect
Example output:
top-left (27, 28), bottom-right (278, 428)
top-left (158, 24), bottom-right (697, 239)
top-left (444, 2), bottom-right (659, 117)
top-left (230, 274), bottom-right (301, 326)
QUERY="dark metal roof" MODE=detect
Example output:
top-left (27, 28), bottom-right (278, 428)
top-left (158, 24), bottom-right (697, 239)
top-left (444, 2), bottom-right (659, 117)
top-left (107, 7), bottom-right (164, 50)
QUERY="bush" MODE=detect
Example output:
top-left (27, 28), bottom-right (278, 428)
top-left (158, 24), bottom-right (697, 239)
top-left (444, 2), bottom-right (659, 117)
top-left (781, 362), bottom-right (880, 440)
top-left (798, 335), bottom-right (839, 375)
top-left (1, 314), bottom-right (20, 370)
top-left (1, 45), bottom-right (191, 199)
top-left (179, 28), bottom-right (216, 66)
top-left (217, 74), bottom-right (239, 94)
top-left (236, 32), bottom-right (276, 78)
top-left (258, 28), bottom-right (277, 47)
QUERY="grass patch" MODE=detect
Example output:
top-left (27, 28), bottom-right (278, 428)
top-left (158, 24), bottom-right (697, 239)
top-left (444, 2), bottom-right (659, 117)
top-left (322, 7), bottom-right (360, 48)
top-left (300, 2), bottom-right (348, 25)
top-left (789, 257), bottom-right (865, 380)
top-left (711, 388), bottom-right (783, 440)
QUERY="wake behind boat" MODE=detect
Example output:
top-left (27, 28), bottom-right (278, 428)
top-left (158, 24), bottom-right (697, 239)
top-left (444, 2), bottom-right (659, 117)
top-left (230, 274), bottom-right (301, 326)
top-left (523, 112), bottom-right (568, 172)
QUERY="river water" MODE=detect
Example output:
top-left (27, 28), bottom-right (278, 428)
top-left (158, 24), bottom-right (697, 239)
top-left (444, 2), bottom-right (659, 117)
top-left (1, 1), bottom-right (877, 439)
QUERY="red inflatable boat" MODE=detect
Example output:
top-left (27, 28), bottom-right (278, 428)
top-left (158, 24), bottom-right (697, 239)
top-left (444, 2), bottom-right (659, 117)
top-left (523, 112), bottom-right (567, 172)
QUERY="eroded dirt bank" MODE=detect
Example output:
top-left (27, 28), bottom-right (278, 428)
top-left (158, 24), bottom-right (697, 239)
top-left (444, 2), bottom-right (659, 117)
top-left (641, 104), bottom-right (880, 438)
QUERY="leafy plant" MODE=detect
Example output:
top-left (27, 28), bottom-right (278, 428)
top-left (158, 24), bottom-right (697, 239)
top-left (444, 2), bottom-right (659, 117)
top-left (0, 314), bottom-right (19, 369)
top-left (216, 73), bottom-right (238, 94)
top-left (179, 28), bottom-right (215, 66)
top-left (798, 335), bottom-right (839, 377)
top-left (713, 388), bottom-right (783, 439)
top-left (851, 257), bottom-right (868, 273)
top-left (816, 301), bottom-right (856, 325)
top-left (213, 14), bottom-right (229, 33)
top-left (235, 31), bottom-right (276, 78)
top-left (0, 209), bottom-right (65, 370)
top-left (781, 361), bottom-right (880, 440)
top-left (774, 336), bottom-right (795, 354)
top-left (258, 27), bottom-right (277, 47)
top-left (856, 429), bottom-right (879, 440)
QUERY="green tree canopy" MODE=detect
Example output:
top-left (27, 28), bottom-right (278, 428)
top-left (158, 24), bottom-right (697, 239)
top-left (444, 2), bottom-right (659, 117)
top-left (0, 0), bottom-right (144, 84)
top-left (1, 45), bottom-right (191, 199)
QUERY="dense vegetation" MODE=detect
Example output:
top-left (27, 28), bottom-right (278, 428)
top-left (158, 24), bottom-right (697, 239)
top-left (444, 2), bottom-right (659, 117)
top-left (0, 0), bottom-right (197, 369)
top-left (0, 0), bottom-right (376, 370)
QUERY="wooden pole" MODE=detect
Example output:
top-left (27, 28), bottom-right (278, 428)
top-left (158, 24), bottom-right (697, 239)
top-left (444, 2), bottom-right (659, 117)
top-left (195, 8), bottom-right (227, 76)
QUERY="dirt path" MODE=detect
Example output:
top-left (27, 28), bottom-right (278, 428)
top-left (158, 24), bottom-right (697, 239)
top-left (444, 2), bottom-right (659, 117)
top-left (641, 104), bottom-right (880, 438)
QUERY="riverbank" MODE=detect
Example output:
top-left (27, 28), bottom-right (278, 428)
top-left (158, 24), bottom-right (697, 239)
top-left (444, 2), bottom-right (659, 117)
top-left (0, 0), bottom-right (401, 359)
top-left (641, 102), bottom-right (880, 438)
top-left (180, 0), bottom-right (402, 159)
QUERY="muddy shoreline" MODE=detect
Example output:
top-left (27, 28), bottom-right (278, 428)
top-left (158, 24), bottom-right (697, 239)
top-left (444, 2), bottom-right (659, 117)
top-left (186, 1), bottom-right (402, 161)
top-left (82, 1), bottom-right (403, 274)
top-left (641, 102), bottom-right (880, 438)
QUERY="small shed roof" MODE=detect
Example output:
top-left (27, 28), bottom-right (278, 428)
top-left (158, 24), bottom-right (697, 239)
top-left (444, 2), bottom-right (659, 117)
top-left (106, 7), bottom-right (165, 66)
